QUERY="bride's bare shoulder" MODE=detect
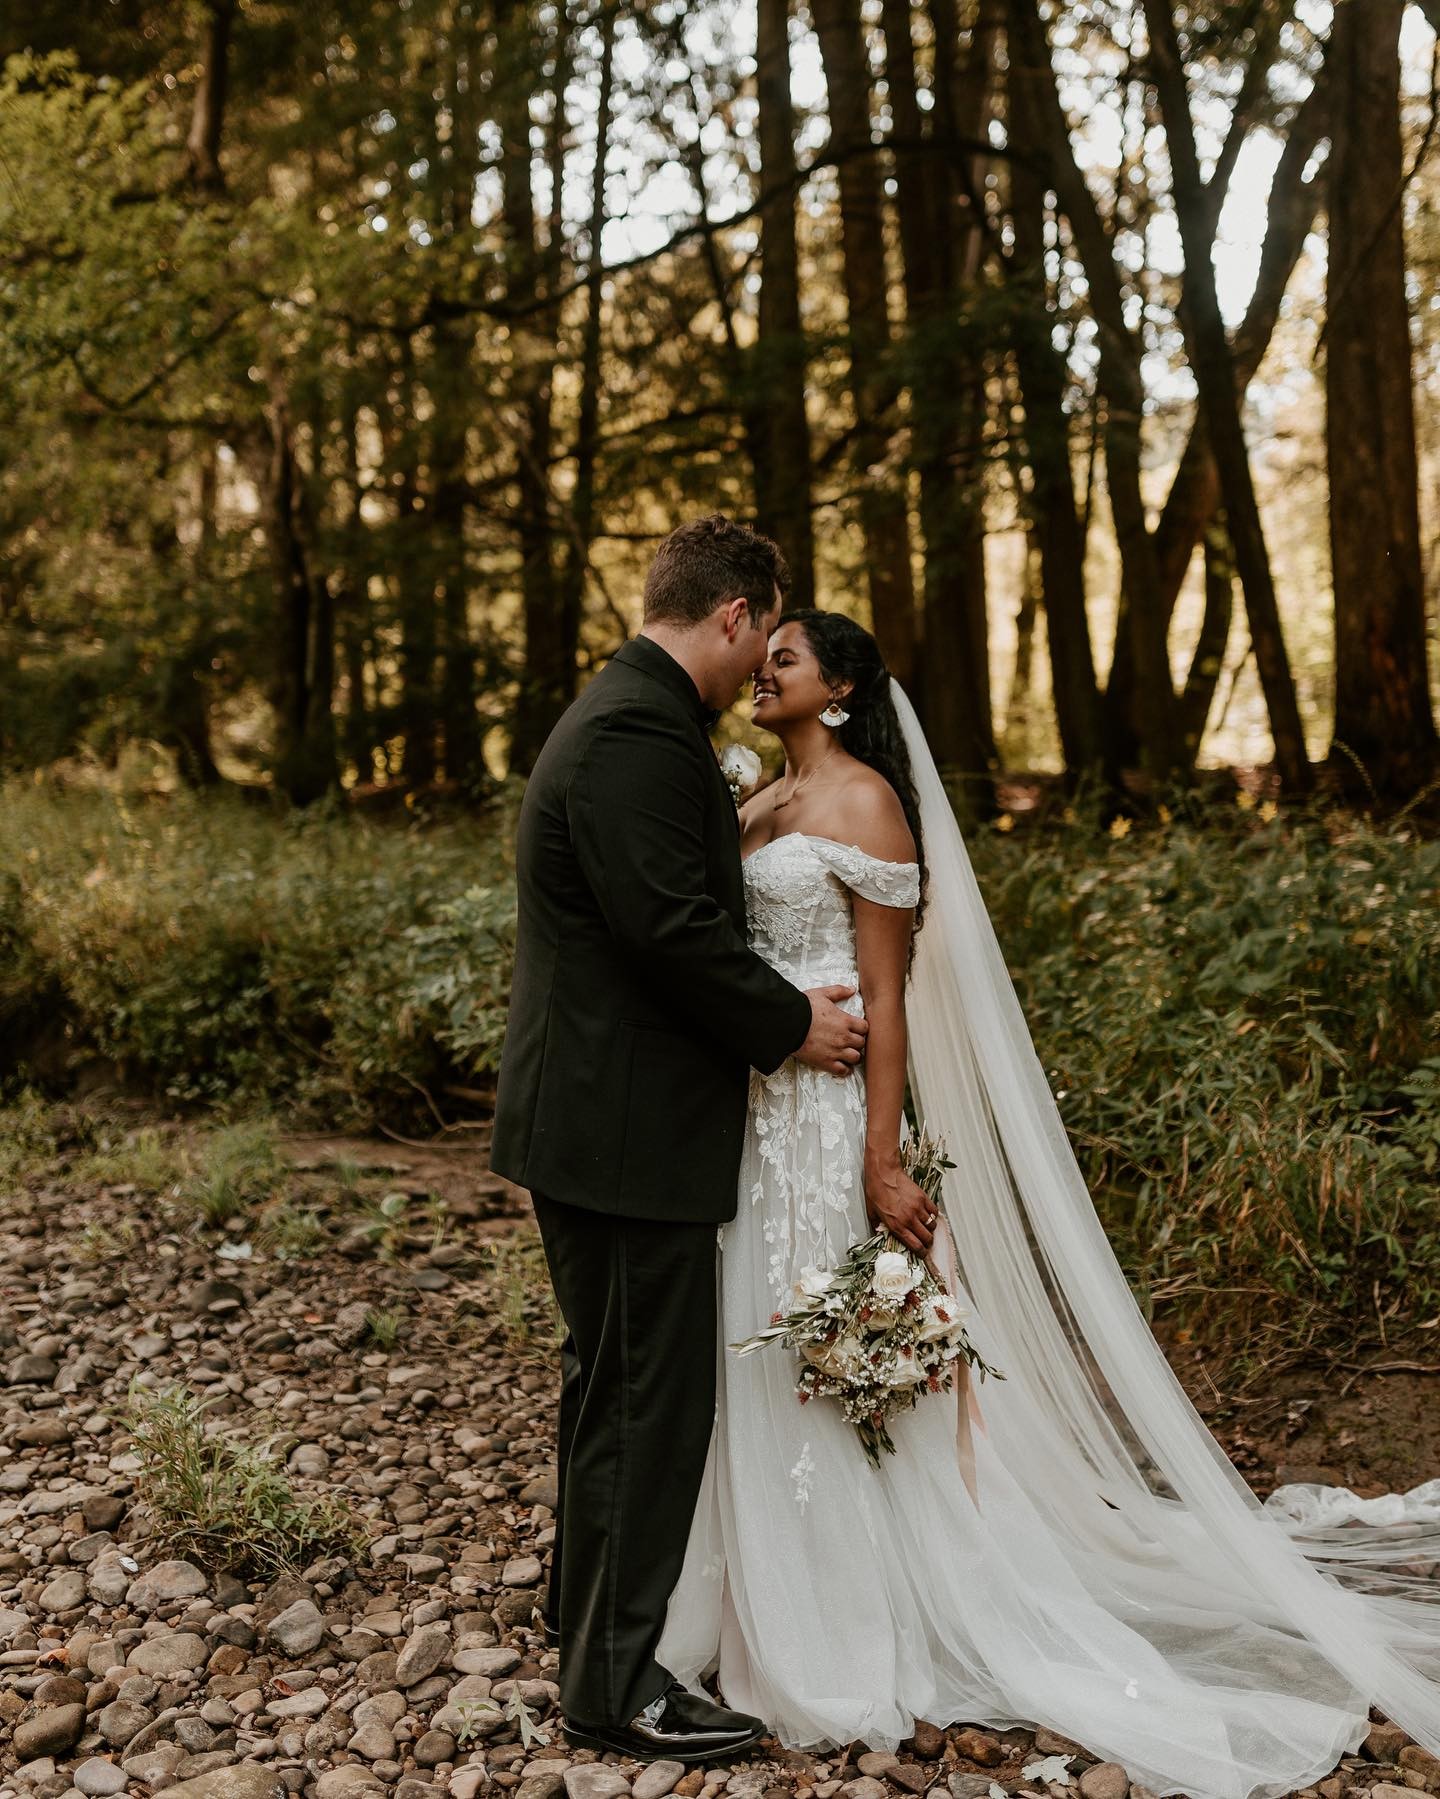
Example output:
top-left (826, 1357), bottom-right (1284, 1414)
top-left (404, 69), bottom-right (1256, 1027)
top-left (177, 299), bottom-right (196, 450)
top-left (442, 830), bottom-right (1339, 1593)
top-left (815, 762), bottom-right (916, 864)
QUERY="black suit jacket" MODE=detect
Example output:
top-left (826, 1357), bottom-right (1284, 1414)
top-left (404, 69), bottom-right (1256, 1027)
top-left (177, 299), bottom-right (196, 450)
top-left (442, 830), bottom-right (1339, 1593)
top-left (490, 636), bottom-right (813, 1222)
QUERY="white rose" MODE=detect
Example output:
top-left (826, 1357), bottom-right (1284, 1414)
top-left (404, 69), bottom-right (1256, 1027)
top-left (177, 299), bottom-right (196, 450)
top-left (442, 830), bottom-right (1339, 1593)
top-left (871, 1249), bottom-right (922, 1303)
top-left (719, 744), bottom-right (763, 795)
top-left (883, 1350), bottom-right (926, 1387)
top-left (795, 1265), bottom-right (835, 1301)
top-left (917, 1295), bottom-right (958, 1342)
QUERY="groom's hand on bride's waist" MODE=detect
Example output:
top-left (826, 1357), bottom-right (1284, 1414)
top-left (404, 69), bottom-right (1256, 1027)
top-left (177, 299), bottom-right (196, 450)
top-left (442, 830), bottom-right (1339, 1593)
top-left (795, 985), bottom-right (868, 1077)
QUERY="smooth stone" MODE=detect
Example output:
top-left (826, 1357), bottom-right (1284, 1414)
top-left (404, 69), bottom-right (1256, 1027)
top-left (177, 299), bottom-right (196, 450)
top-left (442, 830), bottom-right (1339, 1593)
top-left (88, 1555), bottom-right (134, 1607)
top-left (15, 1702), bottom-right (87, 1761)
top-left (451, 1643), bottom-right (520, 1677)
top-left (414, 1729), bottom-right (457, 1766)
top-left (839, 1783), bottom-right (888, 1799)
top-left (348, 1722), bottom-right (397, 1760)
top-left (313, 1769), bottom-right (386, 1797)
top-left (502, 1555), bottom-right (543, 1587)
top-left (564, 1771), bottom-right (633, 1799)
top-left (126, 1561), bottom-right (208, 1610)
top-left (74, 1758), bottom-right (128, 1796)
top-left (97, 1700), bottom-right (154, 1747)
top-left (395, 1623), bottom-right (450, 1687)
top-left (908, 1721), bottom-right (946, 1760)
top-left (518, 1775), bottom-right (569, 1799)
top-left (266, 1687), bottom-right (327, 1718)
top-left (633, 1764), bottom-right (687, 1799)
top-left (353, 1692), bottom-right (408, 1730)
top-left (856, 1757), bottom-right (899, 1781)
top-left (163, 1768), bottom-right (289, 1799)
top-left (40, 1569), bottom-right (88, 1613)
top-left (952, 1729), bottom-right (1004, 1768)
top-left (264, 1597), bottom-right (324, 1656)
top-left (1079, 1766), bottom-right (1131, 1799)
top-left (126, 1631), bottom-right (208, 1676)
top-left (1367, 1725), bottom-right (1412, 1762)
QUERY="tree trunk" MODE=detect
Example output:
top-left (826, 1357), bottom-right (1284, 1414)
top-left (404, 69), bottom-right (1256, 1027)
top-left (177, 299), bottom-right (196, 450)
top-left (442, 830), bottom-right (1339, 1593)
top-left (1180, 518), bottom-right (1234, 755)
top-left (1005, 0), bottom-right (1106, 784)
top-left (185, 0), bottom-right (234, 193)
top-left (1103, 64), bottom-right (1329, 767)
top-left (811, 0), bottom-right (918, 686)
top-left (394, 345), bottom-right (438, 787)
top-left (255, 388), bottom-right (335, 805)
top-left (755, 0), bottom-right (815, 609)
top-left (432, 5), bottom-right (485, 788)
top-left (905, 0), bottom-right (1000, 783)
top-left (1009, 0), bottom-right (1188, 785)
top-left (504, 4), bottom-right (565, 775)
top-left (1325, 0), bottom-right (1439, 797)
top-left (1143, 0), bottom-right (1311, 793)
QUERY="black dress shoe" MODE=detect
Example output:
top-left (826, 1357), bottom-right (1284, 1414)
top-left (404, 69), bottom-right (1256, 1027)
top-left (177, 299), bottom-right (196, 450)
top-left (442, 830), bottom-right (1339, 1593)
top-left (563, 1680), bottom-right (767, 1763)
top-left (542, 1619), bottom-right (561, 1650)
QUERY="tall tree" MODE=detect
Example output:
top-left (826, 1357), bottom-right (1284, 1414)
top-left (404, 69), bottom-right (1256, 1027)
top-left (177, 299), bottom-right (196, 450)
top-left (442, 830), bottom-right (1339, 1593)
top-left (1143, 0), bottom-right (1311, 793)
top-left (811, 0), bottom-right (919, 688)
top-left (502, 5), bottom-right (565, 775)
top-left (1325, 0), bottom-right (1438, 797)
top-left (755, 0), bottom-right (816, 608)
top-left (1009, 0), bottom-right (1190, 785)
top-left (889, 0), bottom-right (1000, 786)
top-left (1004, 0), bottom-right (1106, 785)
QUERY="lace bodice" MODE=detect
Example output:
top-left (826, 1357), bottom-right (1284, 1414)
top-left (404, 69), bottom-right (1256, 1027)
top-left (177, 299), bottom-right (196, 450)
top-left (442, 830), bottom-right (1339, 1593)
top-left (739, 833), bottom-right (922, 1306)
top-left (742, 832), bottom-right (921, 988)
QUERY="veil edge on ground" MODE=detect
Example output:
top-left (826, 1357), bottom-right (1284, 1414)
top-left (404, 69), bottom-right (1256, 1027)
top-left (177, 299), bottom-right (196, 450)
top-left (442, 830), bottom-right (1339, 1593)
top-left (889, 679), bottom-right (1440, 1756)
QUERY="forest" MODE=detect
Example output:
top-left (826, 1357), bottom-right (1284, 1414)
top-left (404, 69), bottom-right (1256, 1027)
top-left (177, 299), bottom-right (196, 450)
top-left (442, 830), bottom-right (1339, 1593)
top-left (7, 13), bottom-right (1440, 1798)
top-left (4, 0), bottom-right (1440, 1373)
top-left (4, 0), bottom-right (1439, 809)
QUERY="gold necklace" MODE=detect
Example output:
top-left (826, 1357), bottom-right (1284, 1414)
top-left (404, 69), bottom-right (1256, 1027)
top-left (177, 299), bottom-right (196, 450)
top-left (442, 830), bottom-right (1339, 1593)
top-left (772, 743), bottom-right (837, 811)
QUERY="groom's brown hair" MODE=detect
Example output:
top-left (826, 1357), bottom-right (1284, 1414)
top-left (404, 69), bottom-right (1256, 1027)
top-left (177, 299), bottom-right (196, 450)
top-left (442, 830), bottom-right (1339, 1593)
top-left (643, 513), bottom-right (790, 628)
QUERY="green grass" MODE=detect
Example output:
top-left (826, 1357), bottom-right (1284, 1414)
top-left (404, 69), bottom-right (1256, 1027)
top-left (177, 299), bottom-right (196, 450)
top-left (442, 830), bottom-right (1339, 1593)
top-left (481, 1229), bottom-right (565, 1356)
top-left (124, 1381), bottom-right (366, 1577)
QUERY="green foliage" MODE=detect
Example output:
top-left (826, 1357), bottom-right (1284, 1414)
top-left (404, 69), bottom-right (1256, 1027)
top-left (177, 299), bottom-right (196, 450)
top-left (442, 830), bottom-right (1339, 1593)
top-left (480, 1229), bottom-right (564, 1357)
top-left (124, 1381), bottom-right (366, 1577)
top-left (6, 776), bottom-right (1440, 1360)
top-left (967, 797), bottom-right (1440, 1351)
top-left (1, 780), bottom-right (516, 1120)
top-left (176, 1120), bottom-right (283, 1227)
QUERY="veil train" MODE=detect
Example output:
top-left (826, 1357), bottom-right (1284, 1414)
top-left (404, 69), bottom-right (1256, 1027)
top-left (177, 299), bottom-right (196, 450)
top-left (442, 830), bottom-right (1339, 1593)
top-left (890, 679), bottom-right (1440, 1754)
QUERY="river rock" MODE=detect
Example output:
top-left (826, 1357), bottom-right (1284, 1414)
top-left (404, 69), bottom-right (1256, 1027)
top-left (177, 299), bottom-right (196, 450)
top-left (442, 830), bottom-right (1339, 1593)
top-left (15, 1701), bottom-right (87, 1761)
top-left (564, 1770), bottom-right (633, 1799)
top-left (127, 1630), bottom-right (208, 1676)
top-left (265, 1596), bottom-right (324, 1655)
top-left (74, 1758), bottom-right (129, 1796)
top-left (126, 1560), bottom-right (207, 1610)
top-left (395, 1623), bottom-right (450, 1686)
top-left (633, 1763), bottom-right (687, 1799)
top-left (1079, 1765), bottom-right (1130, 1799)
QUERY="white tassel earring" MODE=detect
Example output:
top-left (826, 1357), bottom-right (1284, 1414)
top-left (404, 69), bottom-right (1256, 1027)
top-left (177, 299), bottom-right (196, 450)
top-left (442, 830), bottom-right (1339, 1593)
top-left (820, 700), bottom-right (850, 727)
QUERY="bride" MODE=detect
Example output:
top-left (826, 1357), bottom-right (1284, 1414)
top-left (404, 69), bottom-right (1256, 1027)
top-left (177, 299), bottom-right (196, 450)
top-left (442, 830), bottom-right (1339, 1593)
top-left (655, 609), bottom-right (1440, 1799)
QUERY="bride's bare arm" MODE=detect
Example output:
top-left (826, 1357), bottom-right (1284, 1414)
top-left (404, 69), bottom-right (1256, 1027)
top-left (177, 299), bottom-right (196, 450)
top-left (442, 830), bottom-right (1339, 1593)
top-left (842, 783), bottom-right (935, 1255)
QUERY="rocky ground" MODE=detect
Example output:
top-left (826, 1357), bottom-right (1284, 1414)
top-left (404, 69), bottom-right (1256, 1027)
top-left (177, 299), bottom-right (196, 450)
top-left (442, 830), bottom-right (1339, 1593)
top-left (1, 1115), bottom-right (1437, 1799)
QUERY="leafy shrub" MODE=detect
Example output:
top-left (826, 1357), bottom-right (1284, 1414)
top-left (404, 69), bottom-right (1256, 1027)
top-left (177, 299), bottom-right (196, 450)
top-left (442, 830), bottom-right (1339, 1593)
top-left (967, 799), bottom-right (1440, 1357)
top-left (0, 779), bottom-right (519, 1119)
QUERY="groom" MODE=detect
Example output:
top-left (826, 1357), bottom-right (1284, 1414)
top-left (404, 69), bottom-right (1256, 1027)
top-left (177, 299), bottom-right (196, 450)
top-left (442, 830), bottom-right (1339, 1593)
top-left (491, 515), bottom-right (868, 1760)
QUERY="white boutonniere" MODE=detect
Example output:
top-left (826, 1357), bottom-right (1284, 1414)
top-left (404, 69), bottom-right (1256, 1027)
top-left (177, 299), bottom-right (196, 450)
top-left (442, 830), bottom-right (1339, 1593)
top-left (719, 743), bottom-right (762, 808)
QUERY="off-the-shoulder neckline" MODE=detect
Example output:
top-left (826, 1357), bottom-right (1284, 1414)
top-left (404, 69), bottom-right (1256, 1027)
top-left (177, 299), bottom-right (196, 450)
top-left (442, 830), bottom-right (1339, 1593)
top-left (741, 830), bottom-right (919, 873)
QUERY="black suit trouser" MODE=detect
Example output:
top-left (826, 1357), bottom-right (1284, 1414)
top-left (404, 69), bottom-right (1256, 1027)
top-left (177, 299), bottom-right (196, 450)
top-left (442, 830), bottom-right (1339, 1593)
top-left (531, 1191), bottom-right (719, 1727)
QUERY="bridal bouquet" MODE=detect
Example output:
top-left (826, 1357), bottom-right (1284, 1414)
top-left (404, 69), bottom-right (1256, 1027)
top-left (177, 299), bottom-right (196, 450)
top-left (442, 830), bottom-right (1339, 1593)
top-left (731, 1133), bottom-right (1005, 1468)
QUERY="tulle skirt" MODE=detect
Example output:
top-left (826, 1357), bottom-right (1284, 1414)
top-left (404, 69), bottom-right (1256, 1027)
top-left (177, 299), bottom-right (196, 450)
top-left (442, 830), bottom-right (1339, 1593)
top-left (655, 1059), bottom-right (1374, 1799)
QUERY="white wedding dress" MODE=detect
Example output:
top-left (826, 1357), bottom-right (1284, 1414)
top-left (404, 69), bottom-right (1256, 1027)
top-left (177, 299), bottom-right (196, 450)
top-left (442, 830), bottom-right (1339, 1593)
top-left (656, 688), bottom-right (1440, 1799)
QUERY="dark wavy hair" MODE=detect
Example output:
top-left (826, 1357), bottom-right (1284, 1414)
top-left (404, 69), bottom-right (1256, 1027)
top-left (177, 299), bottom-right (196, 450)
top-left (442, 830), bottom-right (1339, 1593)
top-left (784, 608), bottom-right (928, 944)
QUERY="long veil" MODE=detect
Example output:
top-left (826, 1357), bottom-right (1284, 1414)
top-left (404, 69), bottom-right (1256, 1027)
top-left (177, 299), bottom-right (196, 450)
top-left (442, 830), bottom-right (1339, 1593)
top-left (890, 679), bottom-right (1440, 1756)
